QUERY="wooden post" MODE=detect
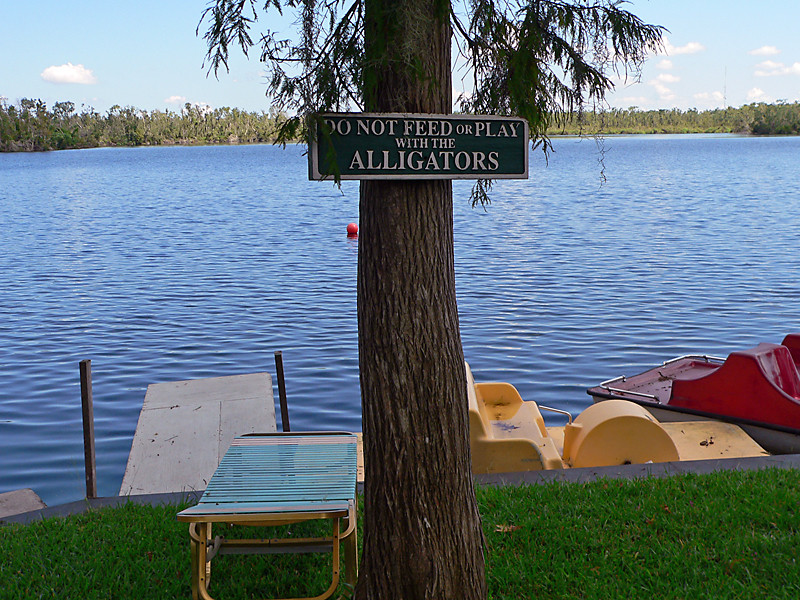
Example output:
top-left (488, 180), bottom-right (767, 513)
top-left (274, 351), bottom-right (290, 432)
top-left (80, 359), bottom-right (98, 499)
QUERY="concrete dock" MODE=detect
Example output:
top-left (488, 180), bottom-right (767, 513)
top-left (119, 372), bottom-right (276, 496)
top-left (0, 488), bottom-right (47, 520)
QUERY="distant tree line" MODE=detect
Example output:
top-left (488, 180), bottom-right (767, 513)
top-left (2, 98), bottom-right (799, 152)
top-left (549, 101), bottom-right (800, 136)
top-left (0, 98), bottom-right (285, 152)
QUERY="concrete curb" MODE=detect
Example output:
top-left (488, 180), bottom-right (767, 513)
top-left (474, 453), bottom-right (800, 486)
top-left (4, 453), bottom-right (799, 526)
top-left (1, 491), bottom-right (202, 526)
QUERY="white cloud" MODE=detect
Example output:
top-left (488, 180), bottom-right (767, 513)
top-left (646, 72), bottom-right (680, 101)
top-left (649, 81), bottom-right (675, 101)
top-left (165, 95), bottom-right (188, 105)
top-left (663, 38), bottom-right (705, 56)
top-left (747, 87), bottom-right (773, 102)
top-left (755, 60), bottom-right (800, 77)
top-left (40, 62), bottom-right (97, 85)
top-left (693, 91), bottom-right (724, 102)
top-left (619, 96), bottom-right (649, 106)
top-left (655, 73), bottom-right (680, 84)
top-left (657, 59), bottom-right (673, 70)
top-left (756, 60), bottom-right (784, 73)
top-left (749, 46), bottom-right (780, 56)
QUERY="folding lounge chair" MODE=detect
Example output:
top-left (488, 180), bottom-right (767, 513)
top-left (177, 432), bottom-right (359, 600)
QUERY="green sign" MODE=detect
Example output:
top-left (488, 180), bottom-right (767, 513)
top-left (309, 113), bottom-right (529, 180)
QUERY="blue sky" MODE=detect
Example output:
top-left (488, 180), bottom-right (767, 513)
top-left (2, 1), bottom-right (799, 114)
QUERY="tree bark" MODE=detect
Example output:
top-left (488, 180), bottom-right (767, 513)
top-left (355, 1), bottom-right (487, 598)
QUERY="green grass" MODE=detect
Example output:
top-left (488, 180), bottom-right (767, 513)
top-left (480, 469), bottom-right (800, 599)
top-left (0, 502), bottom-right (347, 600)
top-left (2, 469), bottom-right (799, 599)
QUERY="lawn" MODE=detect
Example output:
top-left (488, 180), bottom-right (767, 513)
top-left (2, 468), bottom-right (799, 599)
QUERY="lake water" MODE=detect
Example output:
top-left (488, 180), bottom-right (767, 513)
top-left (2, 135), bottom-right (799, 506)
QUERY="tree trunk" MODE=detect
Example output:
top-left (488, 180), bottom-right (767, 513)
top-left (355, 1), bottom-right (487, 598)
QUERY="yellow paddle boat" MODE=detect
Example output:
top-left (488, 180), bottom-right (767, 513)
top-left (465, 363), bottom-right (768, 474)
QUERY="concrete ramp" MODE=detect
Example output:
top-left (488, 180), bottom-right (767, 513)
top-left (120, 373), bottom-right (276, 496)
top-left (0, 488), bottom-right (47, 519)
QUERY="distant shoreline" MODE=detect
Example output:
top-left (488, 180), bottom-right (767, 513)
top-left (3, 130), bottom-right (793, 155)
top-left (2, 98), bottom-right (798, 152)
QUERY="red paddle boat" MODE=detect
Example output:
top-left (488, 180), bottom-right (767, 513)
top-left (587, 334), bottom-right (800, 454)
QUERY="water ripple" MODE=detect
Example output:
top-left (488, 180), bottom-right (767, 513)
top-left (2, 136), bottom-right (800, 504)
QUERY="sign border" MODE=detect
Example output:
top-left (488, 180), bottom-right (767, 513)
top-left (309, 112), bottom-right (529, 181)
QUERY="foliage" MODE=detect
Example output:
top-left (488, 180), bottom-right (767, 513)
top-left (0, 97), bottom-right (285, 152)
top-left (199, 1), bottom-right (664, 149)
top-left (200, 0), bottom-right (365, 147)
top-left (455, 1), bottom-right (664, 152)
top-left (750, 101), bottom-right (800, 135)
top-left (3, 468), bottom-right (800, 599)
top-left (199, 1), bottom-right (665, 206)
top-left (548, 101), bottom-right (800, 135)
top-left (4, 97), bottom-right (798, 154)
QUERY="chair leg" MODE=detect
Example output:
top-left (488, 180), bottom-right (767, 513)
top-left (318, 518), bottom-right (342, 600)
top-left (189, 522), bottom-right (214, 600)
top-left (343, 513), bottom-right (358, 586)
top-left (205, 523), bottom-right (213, 587)
top-left (188, 514), bottom-right (355, 600)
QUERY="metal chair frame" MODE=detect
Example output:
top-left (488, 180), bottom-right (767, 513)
top-left (177, 432), bottom-right (359, 600)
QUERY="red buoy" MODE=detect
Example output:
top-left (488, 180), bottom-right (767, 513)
top-left (346, 222), bottom-right (358, 237)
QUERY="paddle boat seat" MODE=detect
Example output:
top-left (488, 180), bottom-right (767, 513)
top-left (177, 432), bottom-right (358, 600)
top-left (780, 333), bottom-right (800, 368)
top-left (467, 365), bottom-right (697, 470)
top-left (670, 342), bottom-right (800, 429)
top-left (466, 363), bottom-right (564, 473)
